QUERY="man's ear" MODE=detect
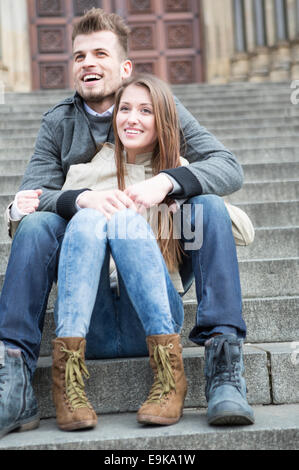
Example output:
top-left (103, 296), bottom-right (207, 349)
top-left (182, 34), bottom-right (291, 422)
top-left (121, 59), bottom-right (133, 80)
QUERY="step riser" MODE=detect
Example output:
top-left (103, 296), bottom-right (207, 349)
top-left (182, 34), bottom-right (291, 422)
top-left (33, 345), bottom-right (271, 419)
top-left (37, 295), bottom-right (299, 358)
top-left (227, 181), bottom-right (299, 203)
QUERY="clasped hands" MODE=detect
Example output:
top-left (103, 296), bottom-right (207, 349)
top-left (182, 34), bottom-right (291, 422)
top-left (78, 173), bottom-right (175, 219)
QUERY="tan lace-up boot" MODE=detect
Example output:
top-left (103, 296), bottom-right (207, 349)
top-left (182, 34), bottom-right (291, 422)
top-left (137, 334), bottom-right (187, 425)
top-left (52, 337), bottom-right (97, 431)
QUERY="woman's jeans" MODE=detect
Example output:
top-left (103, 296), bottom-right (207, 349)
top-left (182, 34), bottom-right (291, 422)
top-left (55, 208), bottom-right (184, 359)
top-left (0, 195), bottom-right (247, 377)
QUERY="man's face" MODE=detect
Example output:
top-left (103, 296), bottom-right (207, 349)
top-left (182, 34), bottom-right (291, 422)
top-left (73, 31), bottom-right (132, 111)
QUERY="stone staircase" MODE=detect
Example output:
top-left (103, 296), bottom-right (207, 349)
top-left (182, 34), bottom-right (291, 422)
top-left (0, 82), bottom-right (298, 450)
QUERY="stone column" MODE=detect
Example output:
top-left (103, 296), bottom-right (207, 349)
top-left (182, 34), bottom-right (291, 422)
top-left (291, 0), bottom-right (299, 79)
top-left (249, 0), bottom-right (270, 82)
top-left (270, 0), bottom-right (292, 81)
top-left (231, 0), bottom-right (249, 81)
top-left (201, 0), bottom-right (235, 83)
top-left (0, 4), bottom-right (9, 92)
top-left (0, 0), bottom-right (31, 91)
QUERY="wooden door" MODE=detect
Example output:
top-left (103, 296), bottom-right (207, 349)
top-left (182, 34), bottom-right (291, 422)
top-left (119, 0), bottom-right (204, 84)
top-left (27, 0), bottom-right (204, 89)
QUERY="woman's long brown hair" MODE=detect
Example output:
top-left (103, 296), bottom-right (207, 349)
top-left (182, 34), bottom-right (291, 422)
top-left (113, 74), bottom-right (184, 272)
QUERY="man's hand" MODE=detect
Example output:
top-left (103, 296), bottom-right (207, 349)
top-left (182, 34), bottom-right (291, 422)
top-left (15, 189), bottom-right (43, 214)
top-left (77, 189), bottom-right (138, 219)
top-left (124, 174), bottom-right (173, 212)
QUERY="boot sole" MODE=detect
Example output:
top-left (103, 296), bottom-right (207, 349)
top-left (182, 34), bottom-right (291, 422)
top-left (58, 419), bottom-right (98, 432)
top-left (208, 411), bottom-right (255, 426)
top-left (137, 412), bottom-right (183, 426)
top-left (0, 413), bottom-right (40, 439)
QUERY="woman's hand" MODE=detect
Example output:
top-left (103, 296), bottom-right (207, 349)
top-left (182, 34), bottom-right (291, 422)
top-left (15, 189), bottom-right (43, 214)
top-left (124, 174), bottom-right (173, 212)
top-left (77, 189), bottom-right (138, 219)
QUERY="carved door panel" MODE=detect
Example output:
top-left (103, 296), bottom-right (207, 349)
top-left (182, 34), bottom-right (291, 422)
top-left (119, 0), bottom-right (204, 84)
top-left (28, 0), bottom-right (204, 89)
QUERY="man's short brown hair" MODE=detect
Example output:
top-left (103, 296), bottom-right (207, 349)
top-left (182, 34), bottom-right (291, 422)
top-left (72, 8), bottom-right (131, 58)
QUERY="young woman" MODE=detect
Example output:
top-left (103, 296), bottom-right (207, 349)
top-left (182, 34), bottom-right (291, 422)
top-left (50, 74), bottom-right (189, 431)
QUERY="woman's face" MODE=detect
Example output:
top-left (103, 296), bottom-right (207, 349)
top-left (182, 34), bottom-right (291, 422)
top-left (116, 84), bottom-right (158, 161)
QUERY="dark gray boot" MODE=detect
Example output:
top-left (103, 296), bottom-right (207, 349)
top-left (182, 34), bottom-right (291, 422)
top-left (0, 341), bottom-right (40, 439)
top-left (204, 334), bottom-right (254, 425)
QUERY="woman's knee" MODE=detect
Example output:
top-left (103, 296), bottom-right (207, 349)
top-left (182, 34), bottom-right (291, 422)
top-left (107, 209), bottom-right (152, 241)
top-left (68, 208), bottom-right (107, 238)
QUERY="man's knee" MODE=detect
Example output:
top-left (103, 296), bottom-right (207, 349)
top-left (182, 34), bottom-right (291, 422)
top-left (16, 211), bottom-right (67, 239)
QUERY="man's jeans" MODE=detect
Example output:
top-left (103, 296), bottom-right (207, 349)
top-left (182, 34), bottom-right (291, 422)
top-left (0, 195), bottom-right (246, 377)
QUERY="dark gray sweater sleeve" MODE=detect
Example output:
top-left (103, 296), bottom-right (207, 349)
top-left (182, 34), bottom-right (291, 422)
top-left (160, 96), bottom-right (244, 198)
top-left (19, 117), bottom-right (66, 213)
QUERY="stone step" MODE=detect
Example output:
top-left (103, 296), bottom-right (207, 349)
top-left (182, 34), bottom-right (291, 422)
top-left (38, 295), bottom-right (299, 356)
top-left (1, 404), bottom-right (299, 450)
top-left (0, 404), bottom-right (298, 450)
top-left (184, 258), bottom-right (299, 300)
top-left (227, 180), bottom-right (299, 203)
top-left (191, 108), bottom-right (299, 119)
top-left (1, 246), bottom-right (298, 297)
top-left (239, 200), bottom-right (299, 228)
top-left (242, 162), bottom-right (299, 182)
top-left (182, 296), bottom-right (299, 346)
top-left (212, 126), bottom-right (299, 138)
top-left (0, 120), bottom-right (41, 130)
top-left (236, 226), bottom-right (299, 259)
top-left (201, 116), bottom-right (299, 128)
top-left (31, 344), bottom-right (272, 419)
top-left (9, 340), bottom-right (297, 421)
top-left (233, 147), bottom-right (299, 164)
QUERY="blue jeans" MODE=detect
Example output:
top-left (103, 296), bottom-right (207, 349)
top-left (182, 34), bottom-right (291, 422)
top-left (55, 208), bottom-right (184, 358)
top-left (0, 195), bottom-right (246, 377)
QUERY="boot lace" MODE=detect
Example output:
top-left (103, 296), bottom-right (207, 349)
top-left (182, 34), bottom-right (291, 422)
top-left (145, 343), bottom-right (176, 404)
top-left (60, 347), bottom-right (92, 410)
top-left (208, 337), bottom-right (242, 393)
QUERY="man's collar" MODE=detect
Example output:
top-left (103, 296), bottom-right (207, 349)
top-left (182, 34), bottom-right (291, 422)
top-left (83, 101), bottom-right (115, 118)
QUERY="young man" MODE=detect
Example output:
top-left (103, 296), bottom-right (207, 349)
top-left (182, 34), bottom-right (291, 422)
top-left (0, 8), bottom-right (253, 439)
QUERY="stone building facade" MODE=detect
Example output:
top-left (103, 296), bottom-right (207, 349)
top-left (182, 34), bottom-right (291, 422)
top-left (0, 0), bottom-right (298, 92)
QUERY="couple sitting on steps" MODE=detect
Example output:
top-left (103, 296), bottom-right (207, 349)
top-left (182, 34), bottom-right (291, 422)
top-left (0, 8), bottom-right (254, 438)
